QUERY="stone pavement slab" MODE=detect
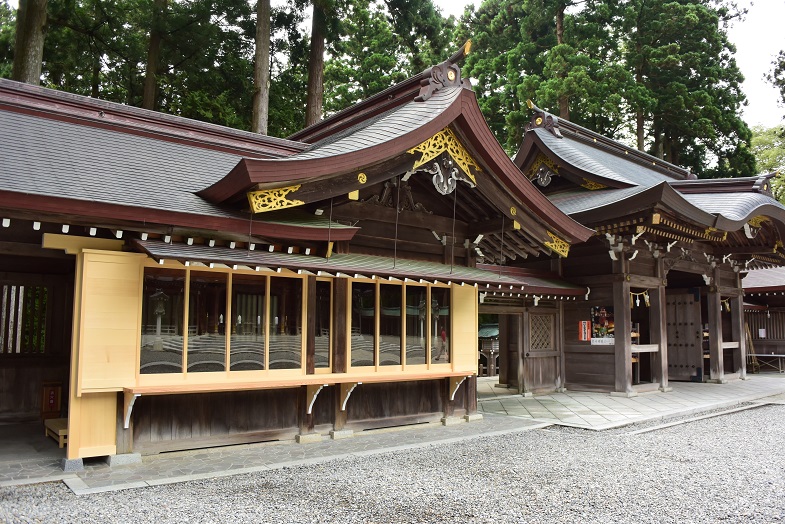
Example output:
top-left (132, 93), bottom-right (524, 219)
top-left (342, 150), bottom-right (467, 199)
top-left (2, 374), bottom-right (785, 494)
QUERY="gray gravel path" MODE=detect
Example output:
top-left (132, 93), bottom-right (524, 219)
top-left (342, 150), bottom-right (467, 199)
top-left (2, 404), bottom-right (784, 523)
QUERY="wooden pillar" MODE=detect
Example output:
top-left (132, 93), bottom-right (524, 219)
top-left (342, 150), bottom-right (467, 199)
top-left (442, 378), bottom-right (455, 418)
top-left (306, 276), bottom-right (316, 374)
top-left (115, 393), bottom-right (133, 455)
top-left (649, 284), bottom-right (669, 391)
top-left (465, 375), bottom-right (477, 415)
top-left (520, 311), bottom-right (529, 395)
top-left (333, 386), bottom-right (347, 431)
top-left (732, 293), bottom-right (746, 379)
top-left (298, 385), bottom-right (315, 435)
top-left (613, 278), bottom-right (633, 394)
top-left (558, 301), bottom-right (566, 391)
top-left (332, 278), bottom-right (348, 433)
top-left (332, 278), bottom-right (348, 374)
top-left (707, 284), bottom-right (725, 383)
top-left (498, 315), bottom-right (509, 386)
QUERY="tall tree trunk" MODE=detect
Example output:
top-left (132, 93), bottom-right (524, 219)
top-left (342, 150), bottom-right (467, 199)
top-left (636, 66), bottom-right (645, 151)
top-left (12, 0), bottom-right (48, 85)
top-left (555, 3), bottom-right (569, 120)
top-left (142, 0), bottom-right (167, 110)
top-left (91, 53), bottom-right (100, 98)
top-left (252, 0), bottom-right (271, 134)
top-left (305, 1), bottom-right (325, 127)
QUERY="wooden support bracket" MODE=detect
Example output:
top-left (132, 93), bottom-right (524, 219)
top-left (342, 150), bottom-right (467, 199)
top-left (306, 384), bottom-right (328, 415)
top-left (340, 382), bottom-right (361, 411)
top-left (449, 376), bottom-right (469, 401)
top-left (123, 391), bottom-right (141, 430)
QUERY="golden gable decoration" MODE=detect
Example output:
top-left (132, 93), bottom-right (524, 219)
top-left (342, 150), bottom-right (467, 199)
top-left (581, 178), bottom-right (606, 190)
top-left (527, 154), bottom-right (558, 181)
top-left (407, 127), bottom-right (481, 184)
top-left (545, 231), bottom-right (570, 257)
top-left (247, 185), bottom-right (304, 213)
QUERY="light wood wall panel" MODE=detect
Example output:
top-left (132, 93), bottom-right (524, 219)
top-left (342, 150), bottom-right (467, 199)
top-left (67, 391), bottom-right (117, 459)
top-left (451, 284), bottom-right (478, 372)
top-left (77, 250), bottom-right (145, 393)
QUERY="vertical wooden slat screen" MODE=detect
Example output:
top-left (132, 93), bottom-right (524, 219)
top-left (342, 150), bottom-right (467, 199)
top-left (0, 283), bottom-right (49, 355)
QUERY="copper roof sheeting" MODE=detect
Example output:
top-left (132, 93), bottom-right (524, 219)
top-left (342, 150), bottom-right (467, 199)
top-left (743, 266), bottom-right (785, 291)
top-left (132, 239), bottom-right (587, 296)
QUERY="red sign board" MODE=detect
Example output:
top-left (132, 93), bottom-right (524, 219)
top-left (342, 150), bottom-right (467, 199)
top-left (578, 321), bottom-right (591, 341)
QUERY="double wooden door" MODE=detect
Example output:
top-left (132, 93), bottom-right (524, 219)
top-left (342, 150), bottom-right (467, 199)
top-left (666, 293), bottom-right (703, 381)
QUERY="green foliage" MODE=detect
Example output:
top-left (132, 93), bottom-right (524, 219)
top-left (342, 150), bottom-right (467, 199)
top-left (324, 3), bottom-right (406, 114)
top-left (624, 0), bottom-right (754, 178)
top-left (323, 0), bottom-right (455, 115)
top-left (751, 125), bottom-right (785, 202)
top-left (767, 50), bottom-right (785, 118)
top-left (0, 0), bottom-right (14, 79)
top-left (459, 0), bottom-right (754, 176)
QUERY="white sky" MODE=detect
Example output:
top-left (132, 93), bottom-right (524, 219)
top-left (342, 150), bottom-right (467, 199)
top-left (432, 0), bottom-right (785, 129)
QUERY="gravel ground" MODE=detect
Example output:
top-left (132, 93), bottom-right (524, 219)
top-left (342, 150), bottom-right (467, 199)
top-left (2, 404), bottom-right (784, 524)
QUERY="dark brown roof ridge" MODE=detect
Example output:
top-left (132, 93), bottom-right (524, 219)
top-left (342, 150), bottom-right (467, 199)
top-left (523, 101), bottom-right (693, 182)
top-left (0, 78), bottom-right (307, 158)
top-left (288, 41), bottom-right (473, 144)
top-left (670, 174), bottom-right (775, 194)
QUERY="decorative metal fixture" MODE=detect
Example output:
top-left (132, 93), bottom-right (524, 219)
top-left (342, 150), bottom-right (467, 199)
top-left (535, 164), bottom-right (554, 187)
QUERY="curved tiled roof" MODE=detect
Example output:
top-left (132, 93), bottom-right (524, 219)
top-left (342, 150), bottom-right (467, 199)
top-left (682, 192), bottom-right (785, 229)
top-left (200, 86), bottom-right (593, 245)
top-left (519, 109), bottom-right (785, 236)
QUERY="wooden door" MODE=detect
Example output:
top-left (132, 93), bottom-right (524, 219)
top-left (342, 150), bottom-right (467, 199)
top-left (666, 293), bottom-right (703, 381)
top-left (498, 314), bottom-right (523, 392)
top-left (523, 312), bottom-right (561, 393)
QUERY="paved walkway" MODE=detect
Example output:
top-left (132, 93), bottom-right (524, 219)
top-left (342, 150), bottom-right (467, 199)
top-left (476, 374), bottom-right (785, 429)
top-left (2, 374), bottom-right (784, 495)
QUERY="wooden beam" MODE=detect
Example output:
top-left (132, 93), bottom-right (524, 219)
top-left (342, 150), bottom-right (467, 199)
top-left (351, 234), bottom-right (445, 256)
top-left (42, 233), bottom-right (124, 254)
top-left (468, 217), bottom-right (521, 237)
top-left (334, 201), bottom-right (468, 234)
top-left (0, 241), bottom-right (71, 259)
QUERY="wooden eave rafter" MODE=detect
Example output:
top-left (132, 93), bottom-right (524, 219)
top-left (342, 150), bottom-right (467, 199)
top-left (0, 190), bottom-right (359, 243)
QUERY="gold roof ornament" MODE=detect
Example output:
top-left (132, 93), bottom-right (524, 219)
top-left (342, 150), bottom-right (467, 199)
top-left (247, 185), bottom-right (304, 213)
top-left (407, 127), bottom-right (481, 185)
top-left (545, 231), bottom-right (570, 258)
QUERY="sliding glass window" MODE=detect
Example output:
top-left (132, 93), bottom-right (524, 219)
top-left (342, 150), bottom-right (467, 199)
top-left (379, 284), bottom-right (402, 366)
top-left (431, 287), bottom-right (451, 363)
top-left (140, 268), bottom-right (185, 374)
top-left (230, 275), bottom-right (266, 371)
top-left (351, 282), bottom-right (376, 367)
top-left (314, 280), bottom-right (331, 369)
top-left (188, 271), bottom-right (227, 372)
top-left (405, 285), bottom-right (427, 365)
top-left (268, 277), bottom-right (302, 369)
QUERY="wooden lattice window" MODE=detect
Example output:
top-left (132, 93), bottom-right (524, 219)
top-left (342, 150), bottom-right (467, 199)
top-left (530, 314), bottom-right (554, 351)
top-left (0, 284), bottom-right (48, 355)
